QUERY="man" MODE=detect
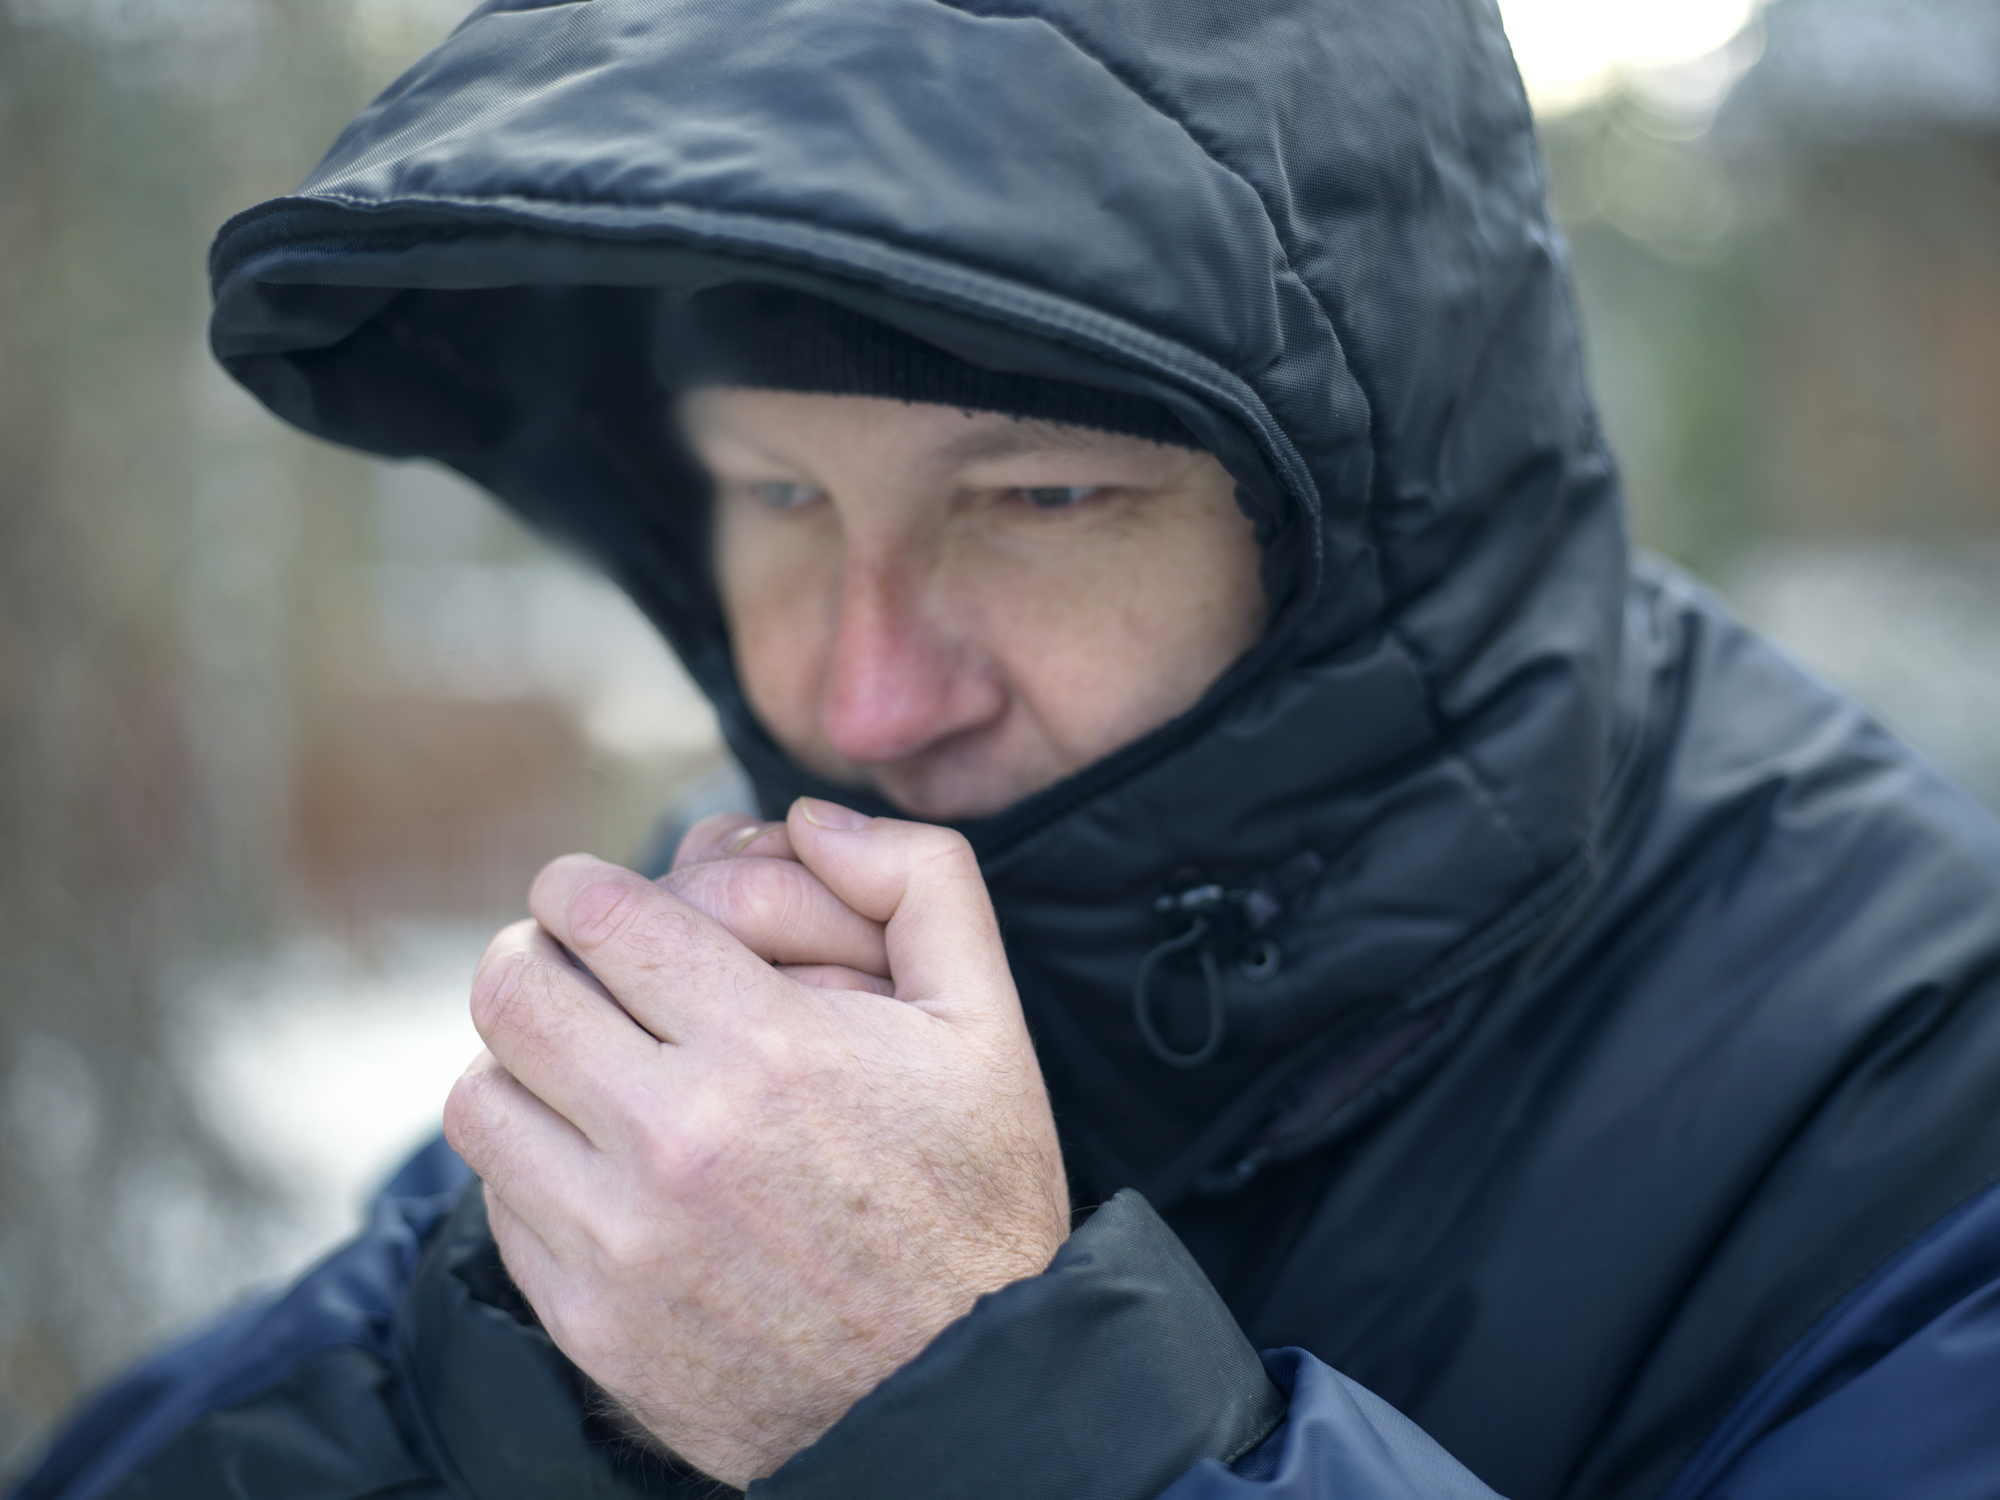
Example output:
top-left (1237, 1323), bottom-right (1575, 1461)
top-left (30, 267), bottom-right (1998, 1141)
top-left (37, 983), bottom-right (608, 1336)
top-left (15, 0), bottom-right (2000, 1496)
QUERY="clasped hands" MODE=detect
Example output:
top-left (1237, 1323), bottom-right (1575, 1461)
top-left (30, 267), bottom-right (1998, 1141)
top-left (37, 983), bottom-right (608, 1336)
top-left (442, 798), bottom-right (1071, 1488)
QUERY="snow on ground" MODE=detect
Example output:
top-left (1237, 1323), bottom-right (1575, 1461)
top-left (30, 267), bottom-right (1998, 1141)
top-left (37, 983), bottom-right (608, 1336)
top-left (168, 925), bottom-right (488, 1286)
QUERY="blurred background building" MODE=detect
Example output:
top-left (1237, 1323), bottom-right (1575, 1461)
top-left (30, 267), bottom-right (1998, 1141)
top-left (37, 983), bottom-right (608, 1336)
top-left (0, 0), bottom-right (1995, 1471)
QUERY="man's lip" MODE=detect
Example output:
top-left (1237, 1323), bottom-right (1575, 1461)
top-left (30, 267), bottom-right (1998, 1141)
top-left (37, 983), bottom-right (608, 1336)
top-left (821, 714), bottom-right (1045, 820)
top-left (867, 764), bottom-right (1029, 823)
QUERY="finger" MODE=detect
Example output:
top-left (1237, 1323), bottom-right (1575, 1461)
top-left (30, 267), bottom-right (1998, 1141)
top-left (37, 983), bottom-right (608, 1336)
top-left (776, 962), bottom-right (897, 996)
top-left (482, 1191), bottom-right (630, 1388)
top-left (530, 853), bottom-right (775, 1041)
top-left (663, 855), bottom-right (889, 975)
top-left (444, 1049), bottom-right (601, 1249)
top-left (470, 919), bottom-right (668, 1143)
top-left (483, 1184), bottom-right (569, 1326)
top-left (785, 799), bottom-right (1011, 1020)
top-left (671, 813), bottom-right (800, 872)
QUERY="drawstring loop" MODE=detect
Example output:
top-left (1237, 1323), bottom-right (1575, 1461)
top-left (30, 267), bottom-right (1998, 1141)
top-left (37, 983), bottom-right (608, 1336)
top-left (1131, 853), bottom-right (1325, 1070)
top-left (1133, 913), bottom-right (1227, 1069)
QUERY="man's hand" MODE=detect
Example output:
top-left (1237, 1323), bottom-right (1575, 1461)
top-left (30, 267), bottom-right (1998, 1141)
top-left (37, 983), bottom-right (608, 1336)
top-left (664, 810), bottom-right (895, 996)
top-left (443, 798), bottom-right (1070, 1488)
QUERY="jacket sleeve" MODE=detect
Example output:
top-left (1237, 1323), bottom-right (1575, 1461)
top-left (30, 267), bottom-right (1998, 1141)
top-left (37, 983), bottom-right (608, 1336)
top-left (750, 1189), bottom-right (1497, 1500)
top-left (756, 1181), bottom-right (2000, 1500)
top-left (1157, 1351), bottom-right (1501, 1500)
top-left (1657, 1176), bottom-right (2000, 1500)
top-left (1162, 1189), bottom-right (2000, 1500)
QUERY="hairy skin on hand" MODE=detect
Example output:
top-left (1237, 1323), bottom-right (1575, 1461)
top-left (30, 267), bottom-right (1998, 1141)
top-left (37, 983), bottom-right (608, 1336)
top-left (444, 798), bottom-right (1071, 1487)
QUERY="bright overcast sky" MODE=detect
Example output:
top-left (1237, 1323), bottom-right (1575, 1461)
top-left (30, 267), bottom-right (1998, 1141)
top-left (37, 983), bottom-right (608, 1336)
top-left (1497, 0), bottom-right (1764, 112)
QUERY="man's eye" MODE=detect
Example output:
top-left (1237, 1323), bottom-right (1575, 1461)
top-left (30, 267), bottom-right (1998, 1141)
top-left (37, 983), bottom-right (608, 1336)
top-left (749, 481), bottom-right (824, 511)
top-left (1016, 486), bottom-right (1103, 510)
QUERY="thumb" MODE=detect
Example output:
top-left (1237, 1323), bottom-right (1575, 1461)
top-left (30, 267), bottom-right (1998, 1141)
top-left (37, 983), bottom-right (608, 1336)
top-left (784, 797), bottom-right (1009, 1018)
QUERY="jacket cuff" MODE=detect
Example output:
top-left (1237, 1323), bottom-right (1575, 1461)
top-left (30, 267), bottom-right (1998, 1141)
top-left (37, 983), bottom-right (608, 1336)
top-left (752, 1190), bottom-right (1286, 1500)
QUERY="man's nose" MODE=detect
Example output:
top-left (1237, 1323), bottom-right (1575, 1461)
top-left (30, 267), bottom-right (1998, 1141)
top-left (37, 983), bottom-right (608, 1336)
top-left (818, 558), bottom-right (1005, 765)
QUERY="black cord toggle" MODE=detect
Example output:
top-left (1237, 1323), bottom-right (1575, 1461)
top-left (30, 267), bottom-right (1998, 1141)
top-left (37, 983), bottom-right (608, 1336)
top-left (1132, 852), bottom-right (1325, 1069)
top-left (1134, 906), bottom-right (1228, 1069)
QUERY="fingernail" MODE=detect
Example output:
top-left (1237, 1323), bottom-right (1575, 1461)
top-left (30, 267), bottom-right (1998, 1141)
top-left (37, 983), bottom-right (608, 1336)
top-left (724, 822), bottom-right (780, 856)
top-left (796, 796), bottom-right (868, 831)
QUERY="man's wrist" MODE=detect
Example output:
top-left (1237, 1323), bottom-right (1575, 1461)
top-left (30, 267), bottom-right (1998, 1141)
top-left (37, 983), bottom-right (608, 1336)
top-left (751, 1191), bottom-right (1284, 1500)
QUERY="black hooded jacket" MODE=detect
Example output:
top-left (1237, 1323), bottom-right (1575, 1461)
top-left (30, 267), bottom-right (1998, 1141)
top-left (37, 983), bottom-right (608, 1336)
top-left (16, 1), bottom-right (2000, 1497)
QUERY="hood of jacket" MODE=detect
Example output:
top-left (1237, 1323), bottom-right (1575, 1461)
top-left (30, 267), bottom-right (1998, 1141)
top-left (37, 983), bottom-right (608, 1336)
top-left (208, 0), bottom-right (1628, 1195)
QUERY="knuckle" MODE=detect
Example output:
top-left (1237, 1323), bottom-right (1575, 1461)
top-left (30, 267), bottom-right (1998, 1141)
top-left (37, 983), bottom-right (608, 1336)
top-left (738, 1015), bottom-right (807, 1085)
top-left (546, 1286), bottom-right (610, 1356)
top-left (677, 858), bottom-right (798, 944)
top-left (529, 853), bottom-right (595, 913)
top-left (683, 811), bottom-right (743, 846)
top-left (912, 825), bottom-right (980, 882)
top-left (476, 918), bottom-right (535, 970)
top-left (722, 859), bottom-right (800, 938)
top-left (632, 1119), bottom-right (714, 1201)
top-left (590, 1207), bottom-right (662, 1275)
top-left (675, 812), bottom-right (754, 869)
top-left (468, 949), bottom-right (538, 1038)
top-left (916, 821), bottom-right (975, 861)
top-left (565, 873), bottom-right (651, 951)
top-left (442, 1070), bottom-right (501, 1154)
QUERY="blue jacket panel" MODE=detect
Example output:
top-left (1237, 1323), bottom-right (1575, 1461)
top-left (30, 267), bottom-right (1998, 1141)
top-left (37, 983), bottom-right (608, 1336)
top-left (10, 1140), bottom-right (470, 1500)
top-left (1157, 1177), bottom-right (2000, 1500)
top-left (1663, 1175), bottom-right (2000, 1500)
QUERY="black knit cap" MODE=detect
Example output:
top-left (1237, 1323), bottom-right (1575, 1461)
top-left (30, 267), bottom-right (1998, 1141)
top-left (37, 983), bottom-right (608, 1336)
top-left (662, 283), bottom-right (1198, 450)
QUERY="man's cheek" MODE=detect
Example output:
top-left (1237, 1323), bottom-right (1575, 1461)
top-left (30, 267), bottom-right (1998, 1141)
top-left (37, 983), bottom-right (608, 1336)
top-left (741, 612), bottom-right (844, 770)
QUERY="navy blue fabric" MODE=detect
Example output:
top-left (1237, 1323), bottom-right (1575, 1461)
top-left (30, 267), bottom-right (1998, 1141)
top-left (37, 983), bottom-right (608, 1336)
top-left (1165, 1350), bottom-right (1500, 1500)
top-left (6, 1138), bottom-right (470, 1500)
top-left (1662, 1175), bottom-right (2000, 1500)
top-left (1155, 1176), bottom-right (2000, 1500)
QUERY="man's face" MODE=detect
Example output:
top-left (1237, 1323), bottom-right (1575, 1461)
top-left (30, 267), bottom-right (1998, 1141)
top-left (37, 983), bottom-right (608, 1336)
top-left (684, 389), bottom-right (1266, 821)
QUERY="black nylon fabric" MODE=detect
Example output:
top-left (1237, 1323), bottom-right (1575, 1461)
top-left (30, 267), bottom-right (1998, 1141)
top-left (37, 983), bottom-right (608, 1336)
top-left (664, 283), bottom-right (1200, 449)
top-left (100, 1347), bottom-right (443, 1500)
top-left (400, 1187), bottom-right (711, 1499)
top-left (200, 2), bottom-right (2000, 1497)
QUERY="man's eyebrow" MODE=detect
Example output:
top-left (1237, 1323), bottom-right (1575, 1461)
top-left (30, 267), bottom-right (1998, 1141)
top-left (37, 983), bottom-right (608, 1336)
top-left (933, 417), bottom-right (1124, 469)
top-left (679, 405), bottom-right (806, 472)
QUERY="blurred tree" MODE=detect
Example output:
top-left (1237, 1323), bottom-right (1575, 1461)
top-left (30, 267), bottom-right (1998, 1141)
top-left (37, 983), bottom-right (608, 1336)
top-left (0, 2), bottom-right (701, 1466)
top-left (0, 0), bottom-right (395, 1462)
top-left (1546, 0), bottom-right (2000, 571)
